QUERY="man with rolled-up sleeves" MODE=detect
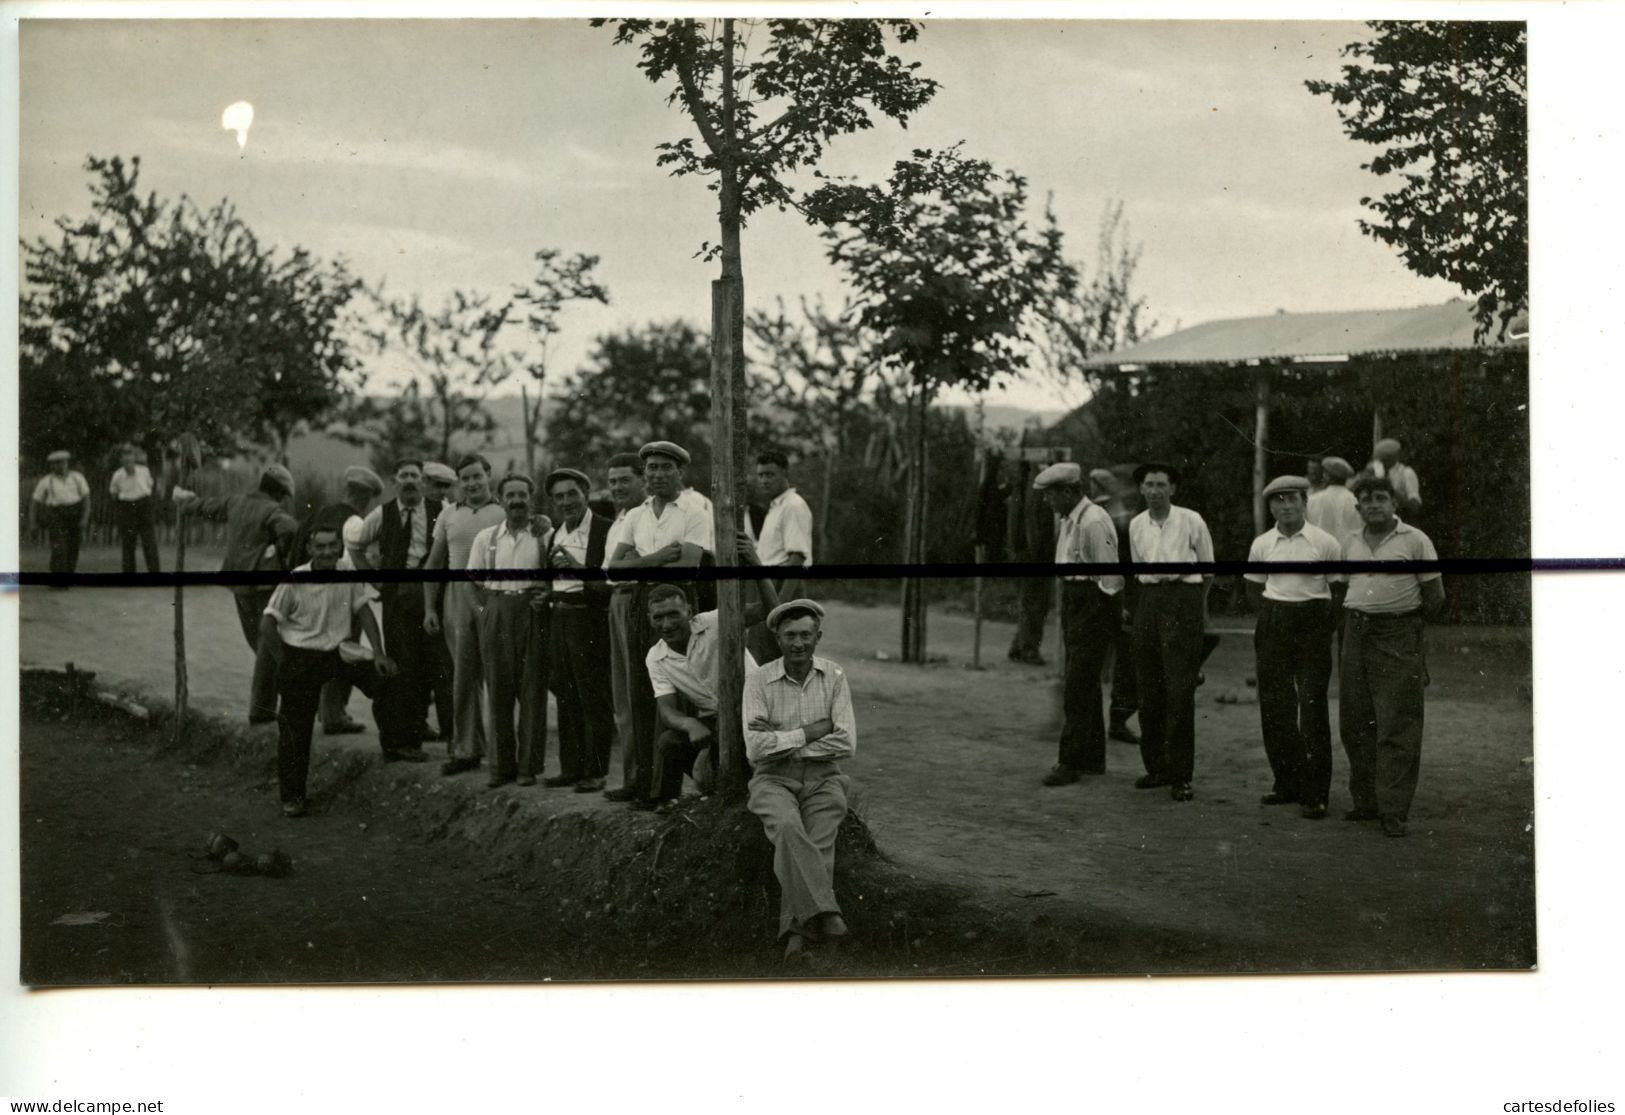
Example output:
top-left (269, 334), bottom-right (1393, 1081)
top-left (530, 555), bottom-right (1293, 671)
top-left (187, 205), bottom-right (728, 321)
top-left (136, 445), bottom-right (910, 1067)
top-left (1244, 475), bottom-right (1344, 820)
top-left (744, 598), bottom-right (857, 965)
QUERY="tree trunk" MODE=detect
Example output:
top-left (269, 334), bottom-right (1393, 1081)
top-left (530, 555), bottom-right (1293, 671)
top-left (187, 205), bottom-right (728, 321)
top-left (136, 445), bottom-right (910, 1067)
top-left (712, 17), bottom-right (749, 801)
top-left (1252, 370), bottom-right (1270, 538)
top-left (901, 379), bottom-right (932, 663)
top-left (521, 381), bottom-right (537, 480)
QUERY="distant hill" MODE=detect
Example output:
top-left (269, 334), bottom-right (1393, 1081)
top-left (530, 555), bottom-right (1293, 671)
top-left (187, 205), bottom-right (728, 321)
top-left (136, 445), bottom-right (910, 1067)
top-left (283, 394), bottom-right (1066, 474)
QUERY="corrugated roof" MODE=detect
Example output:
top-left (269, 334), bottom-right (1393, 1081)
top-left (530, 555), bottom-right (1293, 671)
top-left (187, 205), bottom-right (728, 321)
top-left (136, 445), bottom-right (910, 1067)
top-left (1083, 300), bottom-right (1528, 367)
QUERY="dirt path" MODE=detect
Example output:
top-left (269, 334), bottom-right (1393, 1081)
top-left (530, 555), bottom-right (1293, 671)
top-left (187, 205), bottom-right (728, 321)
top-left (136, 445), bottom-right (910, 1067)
top-left (19, 551), bottom-right (1536, 971)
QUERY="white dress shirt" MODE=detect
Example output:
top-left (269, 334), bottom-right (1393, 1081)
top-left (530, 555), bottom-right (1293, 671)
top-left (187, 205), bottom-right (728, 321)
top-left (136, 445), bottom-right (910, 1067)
top-left (626, 493), bottom-right (713, 557)
top-left (755, 487), bottom-right (814, 567)
top-left (1128, 505), bottom-right (1215, 584)
top-left (547, 513), bottom-right (592, 594)
top-left (264, 564), bottom-right (378, 651)
top-left (353, 500), bottom-right (431, 568)
top-left (644, 610), bottom-right (758, 716)
top-left (1053, 495), bottom-right (1124, 595)
top-left (467, 519), bottom-right (548, 593)
top-left (1244, 522), bottom-right (1343, 601)
top-left (1306, 485), bottom-right (1361, 544)
top-left (109, 464), bottom-right (155, 502)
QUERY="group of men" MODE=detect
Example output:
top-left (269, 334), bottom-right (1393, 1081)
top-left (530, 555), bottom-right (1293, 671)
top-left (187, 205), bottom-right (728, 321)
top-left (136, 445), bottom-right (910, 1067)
top-left (1035, 438), bottom-right (1440, 839)
top-left (27, 444), bottom-right (163, 582)
top-left (172, 440), bottom-right (847, 961)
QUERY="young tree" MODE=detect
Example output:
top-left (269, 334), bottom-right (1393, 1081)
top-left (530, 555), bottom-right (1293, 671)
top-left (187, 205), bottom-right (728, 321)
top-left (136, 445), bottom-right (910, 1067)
top-left (597, 16), bottom-right (939, 796)
top-left (805, 147), bottom-right (1078, 661)
top-left (510, 249), bottom-right (610, 478)
top-left (1038, 200), bottom-right (1160, 399)
top-left (1307, 21), bottom-right (1527, 340)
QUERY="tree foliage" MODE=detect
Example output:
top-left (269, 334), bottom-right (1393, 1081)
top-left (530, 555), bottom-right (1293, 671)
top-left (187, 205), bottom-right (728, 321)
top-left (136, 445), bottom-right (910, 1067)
top-left (1037, 200), bottom-right (1160, 395)
top-left (508, 249), bottom-right (610, 474)
top-left (1306, 21), bottom-right (1527, 339)
top-left (19, 154), bottom-right (363, 466)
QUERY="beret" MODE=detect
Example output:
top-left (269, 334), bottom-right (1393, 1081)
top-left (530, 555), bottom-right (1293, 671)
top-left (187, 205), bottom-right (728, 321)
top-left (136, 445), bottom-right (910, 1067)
top-left (1133, 461), bottom-right (1181, 485)
top-left (1032, 462), bottom-right (1082, 490)
top-left (766, 598), bottom-right (826, 631)
top-left (423, 462), bottom-right (457, 483)
top-left (46, 449), bottom-right (71, 463)
top-left (1320, 456), bottom-right (1354, 481)
top-left (1262, 474), bottom-right (1310, 498)
top-left (1374, 438), bottom-right (1402, 456)
top-left (343, 466), bottom-right (384, 494)
top-left (260, 463), bottom-right (295, 494)
top-left (639, 440), bottom-right (691, 466)
top-left (545, 467), bottom-right (592, 494)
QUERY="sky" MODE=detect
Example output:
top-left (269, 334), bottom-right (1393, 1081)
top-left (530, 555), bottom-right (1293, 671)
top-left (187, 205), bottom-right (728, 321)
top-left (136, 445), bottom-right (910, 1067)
top-left (18, 17), bottom-right (1465, 415)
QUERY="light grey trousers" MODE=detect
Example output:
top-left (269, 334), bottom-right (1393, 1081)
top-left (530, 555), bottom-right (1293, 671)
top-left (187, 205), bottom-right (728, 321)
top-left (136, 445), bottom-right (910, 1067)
top-left (748, 758), bottom-right (850, 940)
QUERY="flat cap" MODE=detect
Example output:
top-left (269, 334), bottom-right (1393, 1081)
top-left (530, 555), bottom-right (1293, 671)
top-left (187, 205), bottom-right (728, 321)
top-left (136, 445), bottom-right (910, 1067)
top-left (1262, 474), bottom-right (1310, 499)
top-left (423, 462), bottom-right (457, 484)
top-left (639, 440), bottom-right (690, 466)
top-left (1320, 456), bottom-right (1354, 481)
top-left (545, 467), bottom-right (592, 494)
top-left (46, 449), bottom-right (71, 463)
top-left (1133, 461), bottom-right (1182, 486)
top-left (1087, 467), bottom-right (1117, 490)
top-left (260, 463), bottom-right (295, 495)
top-left (1032, 462), bottom-right (1082, 490)
top-left (1373, 438), bottom-right (1402, 456)
top-left (766, 597), bottom-right (826, 631)
top-left (343, 465), bottom-right (384, 494)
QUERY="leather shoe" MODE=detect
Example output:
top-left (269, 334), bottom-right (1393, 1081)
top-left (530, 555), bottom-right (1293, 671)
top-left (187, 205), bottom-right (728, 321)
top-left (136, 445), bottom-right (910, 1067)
top-left (542, 774), bottom-right (578, 788)
top-left (1169, 783), bottom-right (1194, 802)
top-left (487, 773), bottom-right (516, 789)
top-left (323, 718), bottom-right (366, 736)
top-left (383, 748), bottom-right (428, 763)
top-left (1134, 774), bottom-right (1169, 790)
top-left (441, 757), bottom-right (479, 776)
top-left (604, 786), bottom-right (642, 802)
top-left (1343, 808), bottom-right (1379, 822)
top-left (783, 934), bottom-right (814, 965)
top-left (1041, 765), bottom-right (1081, 787)
top-left (1108, 722), bottom-right (1140, 744)
top-left (1260, 791), bottom-right (1299, 806)
top-left (574, 777), bottom-right (607, 793)
top-left (517, 774), bottom-right (537, 787)
top-left (817, 913), bottom-right (849, 939)
top-left (1300, 802), bottom-right (1328, 820)
top-left (1381, 815), bottom-right (1408, 838)
top-left (629, 798), bottom-right (659, 812)
top-left (281, 801), bottom-right (307, 818)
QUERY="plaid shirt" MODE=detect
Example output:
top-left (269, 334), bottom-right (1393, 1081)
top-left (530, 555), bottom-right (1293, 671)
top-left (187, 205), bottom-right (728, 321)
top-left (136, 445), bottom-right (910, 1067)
top-left (743, 656), bottom-right (857, 765)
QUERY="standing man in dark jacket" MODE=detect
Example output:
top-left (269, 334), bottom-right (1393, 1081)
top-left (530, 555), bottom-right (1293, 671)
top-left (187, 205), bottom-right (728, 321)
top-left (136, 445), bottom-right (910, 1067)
top-left (542, 467), bottom-right (617, 792)
top-left (1007, 459), bottom-right (1055, 666)
top-left (1089, 467), bottom-right (1141, 744)
top-left (173, 464), bottom-right (299, 723)
top-left (348, 458), bottom-right (449, 746)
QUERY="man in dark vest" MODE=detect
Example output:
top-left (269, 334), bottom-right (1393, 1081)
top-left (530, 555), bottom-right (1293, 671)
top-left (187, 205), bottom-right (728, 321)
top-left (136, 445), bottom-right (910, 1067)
top-left (542, 467), bottom-right (618, 792)
top-left (349, 458), bottom-right (451, 746)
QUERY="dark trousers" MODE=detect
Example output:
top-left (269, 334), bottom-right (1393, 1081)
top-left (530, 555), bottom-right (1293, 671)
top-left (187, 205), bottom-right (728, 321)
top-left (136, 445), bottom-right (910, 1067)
top-left (276, 644), bottom-right (411, 805)
top-left (746, 576), bottom-right (804, 666)
top-left (1254, 597), bottom-right (1335, 805)
top-left (652, 711), bottom-right (719, 802)
top-left (115, 498), bottom-right (161, 573)
top-left (619, 585), bottom-right (664, 797)
top-left (1108, 618), bottom-right (1139, 724)
top-left (549, 601), bottom-right (616, 781)
top-left (383, 585), bottom-right (451, 739)
top-left (1134, 582), bottom-right (1205, 784)
top-left (233, 589), bottom-right (282, 722)
top-left (43, 505), bottom-right (83, 580)
top-left (477, 593), bottom-right (549, 780)
top-left (1009, 574), bottom-right (1052, 659)
top-left (1058, 582), bottom-right (1116, 773)
top-left (1340, 610), bottom-right (1427, 821)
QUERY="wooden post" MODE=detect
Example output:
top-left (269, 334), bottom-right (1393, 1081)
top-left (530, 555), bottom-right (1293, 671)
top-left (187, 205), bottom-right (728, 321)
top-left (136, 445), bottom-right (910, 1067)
top-left (711, 277), bottom-right (748, 799)
top-left (171, 433), bottom-right (201, 748)
top-left (1252, 369), bottom-right (1271, 538)
top-left (520, 381), bottom-right (537, 481)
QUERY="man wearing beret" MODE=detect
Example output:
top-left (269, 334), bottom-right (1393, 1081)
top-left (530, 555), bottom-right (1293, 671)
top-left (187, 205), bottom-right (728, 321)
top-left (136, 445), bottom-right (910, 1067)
top-left (1033, 462), bottom-right (1125, 786)
top-left (1245, 475), bottom-right (1345, 820)
top-left (1368, 438), bottom-right (1422, 522)
top-left (290, 464), bottom-right (385, 736)
top-left (1340, 474), bottom-right (1445, 838)
top-left (542, 466), bottom-right (617, 793)
top-left (640, 539), bottom-right (775, 812)
top-left (1307, 456), bottom-right (1362, 544)
top-left (174, 464), bottom-right (300, 723)
top-left (1127, 462), bottom-right (1214, 802)
top-left (425, 454), bottom-right (512, 777)
top-left (744, 598), bottom-right (858, 964)
top-left (30, 450), bottom-right (91, 587)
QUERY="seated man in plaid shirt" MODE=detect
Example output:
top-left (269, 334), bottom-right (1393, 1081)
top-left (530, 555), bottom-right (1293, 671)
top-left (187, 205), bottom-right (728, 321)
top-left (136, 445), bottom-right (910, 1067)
top-left (743, 598), bottom-right (858, 965)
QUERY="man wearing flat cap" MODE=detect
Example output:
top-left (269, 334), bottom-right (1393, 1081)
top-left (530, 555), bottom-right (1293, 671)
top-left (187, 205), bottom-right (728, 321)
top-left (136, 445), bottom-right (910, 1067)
top-left (423, 461), bottom-right (458, 507)
top-left (1032, 462), bottom-right (1125, 786)
top-left (1368, 438), bottom-right (1422, 522)
top-left (744, 597), bottom-right (858, 964)
top-left (1307, 456), bottom-right (1361, 544)
top-left (1339, 473), bottom-right (1445, 838)
top-left (30, 450), bottom-right (91, 587)
top-left (1245, 475), bottom-right (1345, 820)
top-left (599, 452), bottom-right (658, 803)
top-left (174, 464), bottom-right (301, 723)
top-left (541, 466), bottom-right (617, 793)
top-left (1127, 462), bottom-right (1214, 802)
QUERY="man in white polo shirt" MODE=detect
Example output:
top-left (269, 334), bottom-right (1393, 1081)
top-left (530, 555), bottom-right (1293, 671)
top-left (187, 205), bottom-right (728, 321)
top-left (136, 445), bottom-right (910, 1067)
top-left (109, 443), bottom-right (160, 574)
top-left (260, 523), bottom-right (420, 818)
top-left (1245, 475), bottom-right (1344, 820)
top-left (1340, 474), bottom-right (1445, 838)
top-left (746, 448), bottom-right (813, 665)
top-left (600, 452), bottom-right (657, 803)
top-left (1128, 461), bottom-right (1214, 802)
